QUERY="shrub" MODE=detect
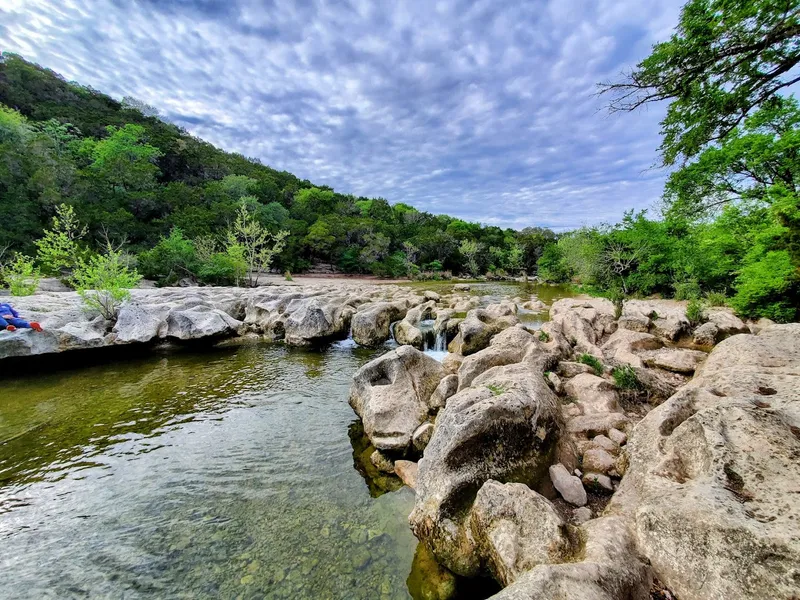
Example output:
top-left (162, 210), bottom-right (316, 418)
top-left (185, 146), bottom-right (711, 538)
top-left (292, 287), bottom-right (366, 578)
top-left (71, 244), bottom-right (141, 319)
top-left (674, 279), bottom-right (701, 300)
top-left (612, 365), bottom-right (642, 390)
top-left (424, 260), bottom-right (443, 272)
top-left (685, 299), bottom-right (707, 326)
top-left (579, 353), bottom-right (604, 375)
top-left (284, 270), bottom-right (293, 281)
top-left (196, 249), bottom-right (245, 286)
top-left (3, 254), bottom-right (40, 296)
top-left (538, 330), bottom-right (550, 342)
top-left (705, 291), bottom-right (727, 306)
top-left (137, 228), bottom-right (197, 285)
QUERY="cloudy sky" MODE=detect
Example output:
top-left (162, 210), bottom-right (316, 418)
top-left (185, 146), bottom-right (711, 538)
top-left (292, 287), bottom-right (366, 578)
top-left (1, 0), bottom-right (684, 230)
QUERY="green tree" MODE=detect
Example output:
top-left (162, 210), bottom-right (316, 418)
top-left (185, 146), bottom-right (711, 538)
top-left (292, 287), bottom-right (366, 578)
top-left (601, 0), bottom-right (800, 164)
top-left (227, 200), bottom-right (289, 287)
top-left (71, 244), bottom-right (141, 319)
top-left (34, 203), bottom-right (87, 276)
top-left (459, 239), bottom-right (481, 276)
top-left (80, 124), bottom-right (162, 192)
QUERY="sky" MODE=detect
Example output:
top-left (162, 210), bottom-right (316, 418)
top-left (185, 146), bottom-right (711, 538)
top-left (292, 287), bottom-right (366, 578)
top-left (0, 0), bottom-right (685, 231)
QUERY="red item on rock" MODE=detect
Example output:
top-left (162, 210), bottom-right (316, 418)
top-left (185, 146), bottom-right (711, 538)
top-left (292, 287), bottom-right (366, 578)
top-left (5, 325), bottom-right (16, 332)
top-left (30, 322), bottom-right (42, 332)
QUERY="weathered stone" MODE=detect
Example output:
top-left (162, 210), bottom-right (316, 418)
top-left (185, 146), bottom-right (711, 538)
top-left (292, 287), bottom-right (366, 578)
top-left (412, 422), bottom-right (435, 453)
top-left (351, 300), bottom-right (409, 346)
top-left (349, 345), bottom-right (445, 451)
top-left (370, 449), bottom-right (395, 473)
top-left (623, 299), bottom-right (689, 341)
top-left (582, 472), bottom-right (613, 492)
top-left (490, 517), bottom-right (651, 600)
top-left (564, 373), bottom-right (621, 415)
top-left (610, 324), bottom-right (800, 600)
top-left (406, 542), bottom-right (458, 600)
top-left (283, 295), bottom-right (354, 345)
top-left (114, 302), bottom-right (171, 343)
top-left (640, 347), bottom-right (707, 374)
top-left (409, 363), bottom-right (561, 577)
top-left (556, 361), bottom-right (594, 378)
top-left (453, 283), bottom-right (471, 291)
top-left (548, 463), bottom-right (587, 507)
top-left (545, 371), bottom-right (563, 394)
top-left (457, 326), bottom-right (533, 390)
top-left (470, 480), bottom-right (577, 586)
top-left (440, 352), bottom-right (464, 375)
top-left (601, 328), bottom-right (662, 367)
top-left (394, 460), bottom-right (419, 489)
top-left (166, 306), bottom-right (242, 340)
top-left (423, 290), bottom-right (441, 302)
top-left (607, 428), bottom-right (627, 446)
top-left (582, 448), bottom-right (615, 474)
top-left (566, 413), bottom-right (629, 437)
top-left (395, 301), bottom-right (437, 348)
top-left (429, 374), bottom-right (459, 410)
top-left (458, 303), bottom-right (519, 355)
top-left (617, 315), bottom-right (651, 333)
top-left (692, 321), bottom-right (719, 346)
top-left (706, 307), bottom-right (749, 339)
top-left (572, 506), bottom-right (592, 524)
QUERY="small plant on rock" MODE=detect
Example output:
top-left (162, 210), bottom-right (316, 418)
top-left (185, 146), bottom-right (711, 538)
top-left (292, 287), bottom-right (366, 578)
top-left (538, 330), bottom-right (550, 342)
top-left (486, 383), bottom-right (506, 396)
top-left (579, 353), bottom-right (604, 376)
top-left (612, 365), bottom-right (642, 390)
top-left (686, 298), bottom-right (707, 326)
top-left (284, 270), bottom-right (293, 281)
top-left (72, 243), bottom-right (141, 319)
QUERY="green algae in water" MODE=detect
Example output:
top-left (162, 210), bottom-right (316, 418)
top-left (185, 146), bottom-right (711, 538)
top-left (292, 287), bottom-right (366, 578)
top-left (0, 344), bottom-right (478, 599)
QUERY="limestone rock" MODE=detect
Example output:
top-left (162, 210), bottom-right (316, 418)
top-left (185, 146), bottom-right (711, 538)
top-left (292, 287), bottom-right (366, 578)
top-left (370, 449), bottom-right (395, 473)
top-left (423, 290), bottom-right (441, 302)
top-left (563, 373), bottom-right (620, 415)
top-left (490, 517), bottom-right (652, 600)
top-left (166, 306), bottom-right (242, 340)
top-left (556, 361), bottom-right (594, 378)
top-left (610, 323), bottom-right (800, 600)
top-left (349, 345), bottom-right (445, 451)
top-left (412, 422), bottom-right (435, 452)
top-left (458, 303), bottom-right (519, 356)
top-left (429, 374), bottom-right (459, 410)
top-left (582, 448), bottom-right (615, 474)
top-left (440, 352), bottom-right (464, 375)
top-left (692, 321), bottom-right (719, 347)
top-left (601, 328), bottom-right (662, 367)
top-left (548, 463), bottom-right (587, 507)
top-left (572, 506), bottom-right (592, 524)
top-left (470, 480), bottom-right (576, 586)
top-left (457, 326), bottom-right (533, 390)
top-left (394, 460), bottom-right (419, 489)
top-left (706, 307), bottom-right (749, 339)
top-left (582, 472), bottom-right (613, 492)
top-left (114, 302), bottom-right (171, 343)
top-left (351, 300), bottom-right (409, 346)
top-left (640, 347), bottom-right (707, 374)
top-left (409, 363), bottom-right (561, 576)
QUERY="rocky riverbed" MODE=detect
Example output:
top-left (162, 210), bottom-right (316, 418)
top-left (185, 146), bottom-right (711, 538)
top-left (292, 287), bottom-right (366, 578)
top-left (348, 295), bottom-right (799, 600)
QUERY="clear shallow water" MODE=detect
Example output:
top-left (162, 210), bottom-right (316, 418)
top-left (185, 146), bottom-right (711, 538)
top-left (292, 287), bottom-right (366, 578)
top-left (0, 344), bottom-right (435, 599)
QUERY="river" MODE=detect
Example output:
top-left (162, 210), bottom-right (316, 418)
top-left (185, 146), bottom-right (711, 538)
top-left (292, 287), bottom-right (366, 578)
top-left (0, 282), bottom-right (572, 599)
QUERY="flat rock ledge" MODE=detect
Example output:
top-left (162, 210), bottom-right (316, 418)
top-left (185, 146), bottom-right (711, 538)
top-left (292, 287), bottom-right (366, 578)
top-left (347, 295), bottom-right (799, 600)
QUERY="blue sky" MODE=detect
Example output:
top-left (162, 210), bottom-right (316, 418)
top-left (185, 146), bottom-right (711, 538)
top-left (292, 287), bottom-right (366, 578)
top-left (1, 0), bottom-right (684, 230)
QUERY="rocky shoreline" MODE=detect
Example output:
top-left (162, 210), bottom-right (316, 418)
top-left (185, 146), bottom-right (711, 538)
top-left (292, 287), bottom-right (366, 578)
top-left (2, 284), bottom-right (796, 599)
top-left (349, 295), bottom-right (799, 600)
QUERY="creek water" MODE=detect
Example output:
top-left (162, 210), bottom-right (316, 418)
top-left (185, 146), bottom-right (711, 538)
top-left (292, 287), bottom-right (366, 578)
top-left (0, 282), bottom-right (573, 600)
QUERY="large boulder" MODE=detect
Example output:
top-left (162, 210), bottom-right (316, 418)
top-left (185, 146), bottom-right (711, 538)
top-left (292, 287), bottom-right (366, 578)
top-left (491, 516), bottom-right (652, 600)
top-left (469, 480), bottom-right (577, 586)
top-left (639, 347), bottom-right (707, 374)
top-left (283, 295), bottom-right (355, 345)
top-left (601, 328), bottom-right (662, 368)
top-left (623, 299), bottom-right (689, 341)
top-left (351, 300), bottom-right (410, 346)
top-left (114, 302), bottom-right (172, 343)
top-left (457, 326), bottom-right (533, 390)
top-left (550, 298), bottom-right (617, 357)
top-left (563, 373), bottom-right (621, 415)
top-left (457, 303), bottom-right (519, 356)
top-left (610, 324), bottom-right (800, 600)
top-left (349, 345), bottom-right (445, 452)
top-left (409, 363), bottom-right (561, 576)
top-left (166, 306), bottom-right (243, 340)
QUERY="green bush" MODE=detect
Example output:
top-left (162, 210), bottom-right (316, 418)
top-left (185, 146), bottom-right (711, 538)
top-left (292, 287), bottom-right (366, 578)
top-left (612, 365), bottom-right (642, 390)
top-left (578, 353), bottom-right (604, 375)
top-left (705, 291), bottom-right (727, 306)
top-left (685, 298), bottom-right (707, 325)
top-left (197, 247), bottom-right (247, 286)
top-left (72, 245), bottom-right (141, 319)
top-left (3, 254), bottom-right (40, 296)
top-left (729, 250), bottom-right (798, 322)
top-left (284, 270), bottom-right (293, 281)
top-left (538, 330), bottom-right (550, 342)
top-left (137, 228), bottom-right (197, 285)
top-left (674, 279), bottom-right (701, 300)
top-left (34, 203), bottom-right (87, 276)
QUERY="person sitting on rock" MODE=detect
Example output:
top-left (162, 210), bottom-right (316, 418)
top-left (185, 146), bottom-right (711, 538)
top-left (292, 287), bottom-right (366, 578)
top-left (0, 302), bottom-right (43, 332)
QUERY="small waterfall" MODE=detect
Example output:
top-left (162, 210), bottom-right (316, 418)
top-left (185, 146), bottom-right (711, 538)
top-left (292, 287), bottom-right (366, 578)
top-left (332, 323), bottom-right (357, 349)
top-left (419, 319), bottom-right (447, 361)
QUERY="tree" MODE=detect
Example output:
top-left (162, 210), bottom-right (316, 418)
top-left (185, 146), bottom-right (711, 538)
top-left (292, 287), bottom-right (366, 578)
top-left (81, 124), bottom-right (162, 192)
top-left (226, 200), bottom-right (289, 287)
top-left (459, 239), bottom-right (481, 276)
top-left (34, 203), bottom-right (87, 275)
top-left (601, 0), bottom-right (800, 164)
